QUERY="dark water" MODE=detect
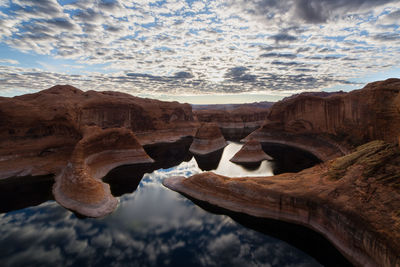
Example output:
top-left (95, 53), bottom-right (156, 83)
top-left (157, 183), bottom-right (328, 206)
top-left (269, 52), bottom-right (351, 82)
top-left (0, 142), bottom-right (351, 267)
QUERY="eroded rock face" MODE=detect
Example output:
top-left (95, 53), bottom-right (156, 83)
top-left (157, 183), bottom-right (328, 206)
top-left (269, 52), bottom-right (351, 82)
top-left (164, 140), bottom-right (400, 267)
top-left (189, 122), bottom-right (227, 155)
top-left (0, 85), bottom-right (196, 177)
top-left (246, 78), bottom-right (400, 160)
top-left (0, 85), bottom-right (196, 216)
top-left (230, 139), bottom-right (272, 164)
top-left (53, 126), bottom-right (154, 217)
top-left (194, 106), bottom-right (270, 140)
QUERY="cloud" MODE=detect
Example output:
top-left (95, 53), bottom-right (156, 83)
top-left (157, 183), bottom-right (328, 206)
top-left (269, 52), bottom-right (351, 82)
top-left (270, 33), bottom-right (298, 42)
top-left (0, 59), bottom-right (19, 65)
top-left (225, 67), bottom-right (257, 82)
top-left (0, 0), bottom-right (398, 98)
top-left (260, 52), bottom-right (297, 59)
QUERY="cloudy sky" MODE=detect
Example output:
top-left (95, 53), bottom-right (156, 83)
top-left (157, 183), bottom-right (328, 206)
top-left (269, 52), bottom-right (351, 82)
top-left (0, 0), bottom-right (399, 103)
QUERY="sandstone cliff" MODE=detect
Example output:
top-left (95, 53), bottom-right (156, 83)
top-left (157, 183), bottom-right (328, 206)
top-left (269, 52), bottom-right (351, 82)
top-left (245, 78), bottom-right (400, 161)
top-left (53, 126), bottom-right (154, 217)
top-left (194, 106), bottom-right (270, 140)
top-left (230, 139), bottom-right (273, 164)
top-left (164, 140), bottom-right (400, 267)
top-left (0, 85), bottom-right (197, 216)
top-left (189, 122), bottom-right (227, 155)
top-left (0, 85), bottom-right (196, 177)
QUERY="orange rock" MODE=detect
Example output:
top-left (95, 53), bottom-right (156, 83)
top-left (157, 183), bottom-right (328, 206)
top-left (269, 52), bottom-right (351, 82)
top-left (189, 122), bottom-right (227, 155)
top-left (164, 141), bottom-right (400, 267)
top-left (0, 85), bottom-right (196, 217)
top-left (245, 78), bottom-right (400, 160)
top-left (230, 139), bottom-right (273, 164)
top-left (53, 126), bottom-right (154, 217)
top-left (194, 105), bottom-right (271, 140)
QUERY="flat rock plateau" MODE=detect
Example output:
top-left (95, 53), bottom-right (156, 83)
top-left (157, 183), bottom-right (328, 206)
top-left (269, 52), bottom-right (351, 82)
top-left (1, 79), bottom-right (400, 267)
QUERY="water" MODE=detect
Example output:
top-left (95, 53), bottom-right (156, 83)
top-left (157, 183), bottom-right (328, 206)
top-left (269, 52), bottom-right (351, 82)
top-left (0, 142), bottom-right (350, 267)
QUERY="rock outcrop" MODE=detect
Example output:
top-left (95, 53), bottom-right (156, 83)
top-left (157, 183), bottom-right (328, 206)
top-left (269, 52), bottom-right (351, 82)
top-left (164, 140), bottom-right (400, 267)
top-left (245, 78), bottom-right (400, 160)
top-left (0, 85), bottom-right (197, 216)
top-left (189, 122), bottom-right (227, 155)
top-left (53, 126), bottom-right (154, 217)
top-left (230, 139), bottom-right (272, 164)
top-left (194, 106), bottom-right (270, 140)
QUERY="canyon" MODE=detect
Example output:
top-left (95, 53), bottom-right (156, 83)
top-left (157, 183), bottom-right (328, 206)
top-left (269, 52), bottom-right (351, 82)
top-left (194, 104), bottom-right (271, 140)
top-left (164, 78), bottom-right (400, 267)
top-left (1, 79), bottom-right (400, 266)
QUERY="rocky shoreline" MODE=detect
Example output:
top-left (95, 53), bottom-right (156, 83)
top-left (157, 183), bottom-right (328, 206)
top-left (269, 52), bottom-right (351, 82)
top-left (0, 79), bottom-right (399, 266)
top-left (163, 140), bottom-right (400, 267)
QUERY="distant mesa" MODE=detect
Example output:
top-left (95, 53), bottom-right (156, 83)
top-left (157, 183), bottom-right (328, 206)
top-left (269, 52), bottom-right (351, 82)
top-left (189, 122), bottom-right (227, 155)
top-left (194, 103), bottom-right (271, 141)
top-left (230, 139), bottom-right (273, 165)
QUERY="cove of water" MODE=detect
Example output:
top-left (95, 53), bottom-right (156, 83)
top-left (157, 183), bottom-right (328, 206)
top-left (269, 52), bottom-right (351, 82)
top-left (0, 142), bottom-right (350, 267)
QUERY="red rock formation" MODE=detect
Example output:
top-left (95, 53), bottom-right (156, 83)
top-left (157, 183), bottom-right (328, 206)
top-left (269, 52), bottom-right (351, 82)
top-left (194, 106), bottom-right (270, 140)
top-left (164, 140), bottom-right (400, 267)
top-left (0, 85), bottom-right (196, 177)
top-left (53, 126), bottom-right (153, 217)
top-left (0, 85), bottom-right (197, 216)
top-left (189, 122), bottom-right (227, 155)
top-left (245, 78), bottom-right (400, 160)
top-left (230, 139), bottom-right (272, 164)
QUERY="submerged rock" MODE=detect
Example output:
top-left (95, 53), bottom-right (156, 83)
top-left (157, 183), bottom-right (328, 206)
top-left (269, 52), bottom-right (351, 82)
top-left (230, 139), bottom-right (272, 164)
top-left (189, 122), bottom-right (227, 155)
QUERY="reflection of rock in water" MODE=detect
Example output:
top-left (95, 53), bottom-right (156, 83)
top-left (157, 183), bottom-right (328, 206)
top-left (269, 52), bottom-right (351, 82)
top-left (192, 148), bottom-right (224, 171)
top-left (185, 195), bottom-right (352, 267)
top-left (0, 174), bottom-right (54, 213)
top-left (238, 162), bottom-right (261, 170)
top-left (261, 143), bottom-right (321, 174)
top-left (143, 136), bottom-right (193, 164)
top-left (105, 137), bottom-right (193, 196)
top-left (103, 163), bottom-right (153, 197)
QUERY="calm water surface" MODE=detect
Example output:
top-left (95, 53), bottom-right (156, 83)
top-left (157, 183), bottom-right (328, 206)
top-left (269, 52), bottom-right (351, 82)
top-left (0, 142), bottom-right (349, 267)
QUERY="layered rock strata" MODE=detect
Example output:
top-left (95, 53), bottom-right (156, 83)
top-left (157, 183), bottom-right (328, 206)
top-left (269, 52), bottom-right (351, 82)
top-left (189, 123), bottom-right (227, 155)
top-left (230, 139), bottom-right (273, 164)
top-left (53, 126), bottom-right (154, 217)
top-left (245, 78), bottom-right (400, 160)
top-left (164, 140), bottom-right (400, 267)
top-left (194, 106), bottom-right (271, 140)
top-left (0, 85), bottom-right (196, 216)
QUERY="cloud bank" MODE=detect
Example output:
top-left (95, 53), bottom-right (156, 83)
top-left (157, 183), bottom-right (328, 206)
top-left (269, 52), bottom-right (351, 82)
top-left (0, 0), bottom-right (399, 98)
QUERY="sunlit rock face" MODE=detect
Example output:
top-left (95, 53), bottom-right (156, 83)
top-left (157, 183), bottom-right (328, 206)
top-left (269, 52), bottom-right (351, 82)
top-left (246, 78), bottom-right (400, 161)
top-left (164, 141), bottom-right (400, 267)
top-left (189, 123), bottom-right (227, 155)
top-left (0, 85), bottom-right (196, 216)
top-left (0, 85), bottom-right (196, 179)
top-left (53, 126), bottom-right (154, 217)
top-left (230, 139), bottom-right (272, 164)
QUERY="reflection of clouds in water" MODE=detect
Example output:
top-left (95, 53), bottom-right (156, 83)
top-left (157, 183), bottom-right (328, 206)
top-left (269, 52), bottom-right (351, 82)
top-left (142, 142), bottom-right (273, 182)
top-left (213, 142), bottom-right (274, 177)
top-left (0, 164), bottom-right (320, 267)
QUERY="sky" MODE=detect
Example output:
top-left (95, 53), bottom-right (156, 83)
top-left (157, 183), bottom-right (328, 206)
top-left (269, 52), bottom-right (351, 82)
top-left (0, 0), bottom-right (399, 104)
